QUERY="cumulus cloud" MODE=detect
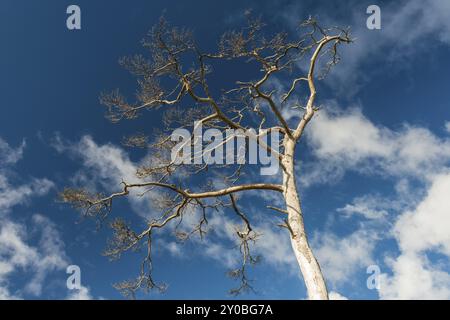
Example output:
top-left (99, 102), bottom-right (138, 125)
top-left (52, 134), bottom-right (138, 186)
top-left (330, 0), bottom-right (450, 94)
top-left (337, 195), bottom-right (389, 220)
top-left (0, 138), bottom-right (54, 213)
top-left (0, 178), bottom-right (54, 213)
top-left (52, 134), bottom-right (302, 294)
top-left (172, 208), bottom-right (297, 271)
top-left (52, 134), bottom-right (171, 219)
top-left (312, 229), bottom-right (377, 285)
top-left (380, 0), bottom-right (450, 47)
top-left (378, 173), bottom-right (450, 299)
top-left (329, 291), bottom-right (348, 300)
top-left (0, 137), bottom-right (71, 300)
top-left (48, 75), bottom-right (450, 299)
top-left (0, 215), bottom-right (68, 299)
top-left (152, 199), bottom-right (299, 290)
top-left (300, 106), bottom-right (450, 186)
top-left (66, 285), bottom-right (93, 300)
top-left (24, 215), bottom-right (69, 296)
top-left (336, 181), bottom-right (418, 221)
top-left (53, 108), bottom-right (450, 299)
top-left (379, 252), bottom-right (450, 299)
top-left (278, 0), bottom-right (450, 95)
top-left (301, 103), bottom-right (450, 299)
top-left (0, 138), bottom-right (25, 166)
top-left (394, 173), bottom-right (450, 256)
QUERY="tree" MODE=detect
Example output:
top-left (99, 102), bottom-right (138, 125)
top-left (61, 14), bottom-right (351, 300)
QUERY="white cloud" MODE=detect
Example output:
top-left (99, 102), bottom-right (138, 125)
top-left (335, 0), bottom-right (450, 94)
top-left (67, 286), bottom-right (93, 300)
top-left (329, 291), bottom-right (348, 300)
top-left (0, 286), bottom-right (19, 300)
top-left (0, 137), bottom-right (53, 214)
top-left (312, 229), bottom-right (377, 285)
top-left (335, 182), bottom-right (418, 222)
top-left (54, 135), bottom-right (138, 186)
top-left (379, 253), bottom-right (450, 299)
top-left (394, 173), bottom-right (450, 256)
top-left (445, 122), bottom-right (450, 134)
top-left (254, 224), bottom-right (297, 269)
top-left (53, 135), bottom-right (167, 219)
top-left (159, 205), bottom-right (297, 276)
top-left (279, 1), bottom-right (450, 95)
top-left (53, 134), bottom-right (305, 295)
top-left (52, 134), bottom-right (299, 291)
top-left (301, 106), bottom-right (450, 186)
top-left (301, 104), bottom-right (450, 299)
top-left (0, 178), bottom-right (54, 213)
top-left (48, 97), bottom-right (450, 299)
top-left (378, 173), bottom-right (450, 299)
top-left (308, 108), bottom-right (391, 162)
top-left (0, 136), bottom-right (73, 300)
top-left (337, 195), bottom-right (388, 220)
top-left (0, 138), bottom-right (25, 166)
top-left (24, 215), bottom-right (69, 296)
top-left (383, 0), bottom-right (450, 46)
top-left (208, 213), bottom-right (297, 270)
top-left (0, 215), bottom-right (68, 299)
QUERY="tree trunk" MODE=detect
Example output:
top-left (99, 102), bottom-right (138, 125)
top-left (282, 138), bottom-right (328, 300)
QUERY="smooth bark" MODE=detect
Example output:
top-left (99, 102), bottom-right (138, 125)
top-left (282, 138), bottom-right (328, 300)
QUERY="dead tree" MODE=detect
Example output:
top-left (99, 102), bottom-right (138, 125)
top-left (61, 14), bottom-right (351, 300)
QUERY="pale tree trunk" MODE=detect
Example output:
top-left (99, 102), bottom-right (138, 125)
top-left (282, 138), bottom-right (328, 300)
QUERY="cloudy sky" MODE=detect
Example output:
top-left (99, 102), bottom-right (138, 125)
top-left (1, 0), bottom-right (450, 300)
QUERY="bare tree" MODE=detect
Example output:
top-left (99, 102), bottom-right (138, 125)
top-left (61, 14), bottom-right (351, 300)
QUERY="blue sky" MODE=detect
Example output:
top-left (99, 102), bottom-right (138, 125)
top-left (1, 0), bottom-right (450, 300)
